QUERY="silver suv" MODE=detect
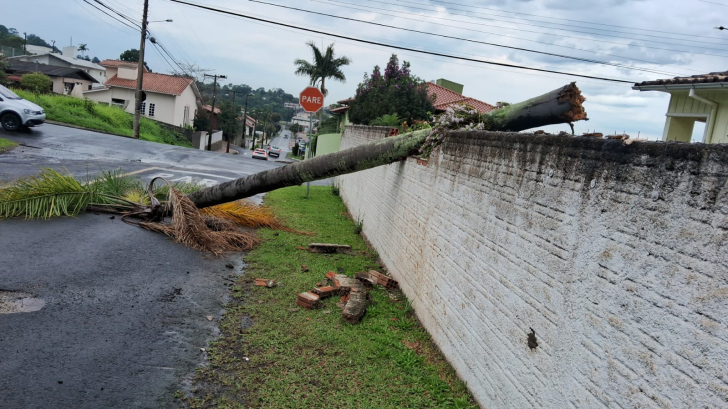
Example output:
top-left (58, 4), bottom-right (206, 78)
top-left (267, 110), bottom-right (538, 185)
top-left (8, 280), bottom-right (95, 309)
top-left (0, 85), bottom-right (46, 131)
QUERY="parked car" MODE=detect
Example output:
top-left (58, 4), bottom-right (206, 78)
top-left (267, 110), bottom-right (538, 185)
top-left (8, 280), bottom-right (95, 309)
top-left (251, 149), bottom-right (268, 160)
top-left (268, 145), bottom-right (282, 157)
top-left (0, 84), bottom-right (46, 131)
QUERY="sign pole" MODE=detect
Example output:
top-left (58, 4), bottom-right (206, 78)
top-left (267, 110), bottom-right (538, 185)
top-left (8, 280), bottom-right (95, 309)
top-left (307, 111), bottom-right (313, 197)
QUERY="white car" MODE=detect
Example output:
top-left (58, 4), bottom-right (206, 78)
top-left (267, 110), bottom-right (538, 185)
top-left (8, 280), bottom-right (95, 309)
top-left (251, 149), bottom-right (268, 160)
top-left (0, 85), bottom-right (46, 131)
top-left (268, 145), bottom-right (282, 157)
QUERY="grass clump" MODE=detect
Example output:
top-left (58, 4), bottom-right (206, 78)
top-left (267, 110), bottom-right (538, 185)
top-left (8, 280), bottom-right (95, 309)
top-left (14, 89), bottom-right (192, 147)
top-left (184, 186), bottom-right (477, 409)
top-left (0, 137), bottom-right (18, 153)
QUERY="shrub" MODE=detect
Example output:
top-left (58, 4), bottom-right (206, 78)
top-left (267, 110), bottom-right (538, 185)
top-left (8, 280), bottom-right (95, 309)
top-left (370, 113), bottom-right (401, 127)
top-left (20, 72), bottom-right (52, 93)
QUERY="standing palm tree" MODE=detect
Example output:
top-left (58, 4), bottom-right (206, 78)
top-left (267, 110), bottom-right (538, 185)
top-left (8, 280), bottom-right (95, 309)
top-left (294, 41), bottom-right (351, 97)
top-left (294, 42), bottom-right (351, 149)
top-left (78, 44), bottom-right (88, 58)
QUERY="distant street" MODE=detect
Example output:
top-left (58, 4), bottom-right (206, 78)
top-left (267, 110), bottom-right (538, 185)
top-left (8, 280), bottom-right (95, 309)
top-left (0, 124), bottom-right (289, 408)
top-left (0, 123), bottom-right (287, 188)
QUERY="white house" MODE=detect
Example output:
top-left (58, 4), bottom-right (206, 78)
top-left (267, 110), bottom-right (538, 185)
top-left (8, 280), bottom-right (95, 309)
top-left (633, 71), bottom-right (728, 144)
top-left (9, 46), bottom-right (106, 84)
top-left (83, 61), bottom-right (201, 127)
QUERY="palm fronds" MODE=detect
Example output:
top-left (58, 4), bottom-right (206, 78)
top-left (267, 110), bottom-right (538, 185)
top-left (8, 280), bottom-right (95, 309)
top-left (0, 168), bottom-right (96, 219)
top-left (133, 187), bottom-right (259, 256)
top-left (201, 200), bottom-right (312, 235)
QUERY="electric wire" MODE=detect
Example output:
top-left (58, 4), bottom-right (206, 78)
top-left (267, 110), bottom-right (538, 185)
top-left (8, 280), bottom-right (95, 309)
top-left (168, 0), bottom-right (635, 83)
top-left (75, 0), bottom-right (138, 35)
top-left (250, 0), bottom-right (683, 76)
top-left (81, 0), bottom-right (141, 32)
top-left (404, 0), bottom-right (726, 39)
top-left (318, 0), bottom-right (728, 57)
top-left (310, 0), bottom-right (698, 75)
top-left (91, 0), bottom-right (142, 29)
top-left (381, 0), bottom-right (728, 47)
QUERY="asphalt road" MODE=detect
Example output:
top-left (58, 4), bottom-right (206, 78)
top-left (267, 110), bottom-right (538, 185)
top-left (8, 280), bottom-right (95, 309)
top-left (0, 124), bottom-right (288, 408)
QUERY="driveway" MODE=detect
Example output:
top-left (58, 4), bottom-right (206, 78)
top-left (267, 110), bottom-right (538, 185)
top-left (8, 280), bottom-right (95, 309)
top-left (0, 124), bottom-right (282, 408)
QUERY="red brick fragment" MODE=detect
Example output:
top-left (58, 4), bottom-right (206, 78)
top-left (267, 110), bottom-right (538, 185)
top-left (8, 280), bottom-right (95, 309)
top-left (254, 278), bottom-right (275, 288)
top-left (312, 286), bottom-right (337, 299)
top-left (325, 271), bottom-right (337, 280)
top-left (297, 292), bottom-right (321, 309)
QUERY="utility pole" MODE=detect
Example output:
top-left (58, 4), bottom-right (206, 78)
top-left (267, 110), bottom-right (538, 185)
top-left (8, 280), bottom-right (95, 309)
top-left (242, 93), bottom-right (252, 149)
top-left (132, 0), bottom-right (149, 140)
top-left (23, 32), bottom-right (27, 54)
top-left (203, 73), bottom-right (226, 151)
top-left (51, 40), bottom-right (55, 53)
top-left (251, 110), bottom-right (258, 150)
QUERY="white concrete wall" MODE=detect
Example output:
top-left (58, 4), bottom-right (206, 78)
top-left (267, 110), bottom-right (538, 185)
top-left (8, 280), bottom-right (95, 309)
top-left (336, 126), bottom-right (728, 409)
top-left (172, 85), bottom-right (198, 127)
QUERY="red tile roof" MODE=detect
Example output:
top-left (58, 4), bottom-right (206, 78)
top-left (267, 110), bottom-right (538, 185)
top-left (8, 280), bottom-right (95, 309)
top-left (426, 82), bottom-right (495, 113)
top-left (330, 106), bottom-right (349, 114)
top-left (202, 104), bottom-right (221, 114)
top-left (104, 73), bottom-right (193, 96)
top-left (100, 59), bottom-right (136, 68)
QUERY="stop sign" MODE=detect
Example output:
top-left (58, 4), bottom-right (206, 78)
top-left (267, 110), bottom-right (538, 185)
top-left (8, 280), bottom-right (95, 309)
top-left (299, 87), bottom-right (324, 113)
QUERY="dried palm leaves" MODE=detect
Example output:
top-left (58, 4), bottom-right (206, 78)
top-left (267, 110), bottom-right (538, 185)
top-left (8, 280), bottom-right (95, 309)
top-left (123, 178), bottom-right (259, 256)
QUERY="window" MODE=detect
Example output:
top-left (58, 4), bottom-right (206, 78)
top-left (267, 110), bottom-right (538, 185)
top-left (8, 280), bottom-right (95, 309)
top-left (140, 102), bottom-right (146, 115)
top-left (149, 103), bottom-right (155, 117)
top-left (111, 98), bottom-right (126, 108)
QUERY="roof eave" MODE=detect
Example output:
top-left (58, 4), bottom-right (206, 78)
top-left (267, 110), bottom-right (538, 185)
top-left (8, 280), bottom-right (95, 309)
top-left (633, 82), bottom-right (728, 92)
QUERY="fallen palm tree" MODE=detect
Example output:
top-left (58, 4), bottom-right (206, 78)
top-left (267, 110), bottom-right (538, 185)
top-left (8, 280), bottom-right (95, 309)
top-left (187, 83), bottom-right (587, 209)
top-left (0, 83), bottom-right (587, 254)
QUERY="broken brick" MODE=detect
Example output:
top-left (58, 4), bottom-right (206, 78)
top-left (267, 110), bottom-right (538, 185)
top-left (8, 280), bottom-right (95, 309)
top-left (312, 286), bottom-right (337, 299)
top-left (325, 271), bottom-right (337, 280)
top-left (368, 270), bottom-right (398, 289)
top-left (301, 265), bottom-right (310, 272)
top-left (297, 292), bottom-right (321, 309)
top-left (254, 278), bottom-right (276, 288)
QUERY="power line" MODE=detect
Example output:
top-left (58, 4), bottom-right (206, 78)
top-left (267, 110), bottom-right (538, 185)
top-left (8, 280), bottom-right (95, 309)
top-left (167, 0), bottom-right (635, 83)
top-left (91, 0), bottom-right (142, 29)
top-left (151, 42), bottom-right (179, 72)
top-left (74, 0), bottom-right (138, 35)
top-left (81, 0), bottom-right (141, 32)
top-left (382, 0), bottom-right (728, 47)
top-left (311, 0), bottom-right (698, 76)
top-left (386, 0), bottom-right (720, 40)
top-left (250, 0), bottom-right (682, 76)
top-left (320, 0), bottom-right (728, 58)
top-left (409, 0), bottom-right (726, 39)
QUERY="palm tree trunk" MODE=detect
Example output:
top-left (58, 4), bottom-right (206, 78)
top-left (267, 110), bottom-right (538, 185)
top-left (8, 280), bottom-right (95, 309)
top-left (188, 83), bottom-right (586, 209)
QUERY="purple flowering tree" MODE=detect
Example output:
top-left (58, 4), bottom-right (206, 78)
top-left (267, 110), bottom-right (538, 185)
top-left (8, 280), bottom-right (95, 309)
top-left (349, 55), bottom-right (435, 125)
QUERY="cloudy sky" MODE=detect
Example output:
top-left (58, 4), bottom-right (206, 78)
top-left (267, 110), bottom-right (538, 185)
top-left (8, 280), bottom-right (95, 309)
top-left (6, 0), bottom-right (727, 138)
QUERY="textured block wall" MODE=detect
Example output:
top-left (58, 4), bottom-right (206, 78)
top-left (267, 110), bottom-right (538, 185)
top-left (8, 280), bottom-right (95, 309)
top-left (337, 126), bottom-right (728, 409)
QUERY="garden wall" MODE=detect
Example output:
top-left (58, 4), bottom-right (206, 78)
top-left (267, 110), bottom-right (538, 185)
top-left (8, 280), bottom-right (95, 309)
top-left (336, 125), bottom-right (728, 408)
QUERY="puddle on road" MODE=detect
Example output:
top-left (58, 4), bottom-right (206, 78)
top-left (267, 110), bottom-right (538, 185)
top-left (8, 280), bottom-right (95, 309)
top-left (0, 290), bottom-right (46, 314)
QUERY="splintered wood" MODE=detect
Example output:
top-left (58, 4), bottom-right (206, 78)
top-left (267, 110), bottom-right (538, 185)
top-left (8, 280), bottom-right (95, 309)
top-left (295, 270), bottom-right (399, 324)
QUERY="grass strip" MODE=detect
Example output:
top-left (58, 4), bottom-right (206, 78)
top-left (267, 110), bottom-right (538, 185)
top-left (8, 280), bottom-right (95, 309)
top-left (13, 89), bottom-right (192, 147)
top-left (183, 185), bottom-right (476, 409)
top-left (0, 137), bottom-right (18, 153)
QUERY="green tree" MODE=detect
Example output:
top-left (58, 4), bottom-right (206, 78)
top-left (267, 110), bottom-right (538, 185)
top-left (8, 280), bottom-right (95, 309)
top-left (348, 55), bottom-right (434, 126)
top-left (0, 56), bottom-right (8, 85)
top-left (92, 56), bottom-right (100, 64)
top-left (20, 72), bottom-right (52, 93)
top-left (26, 34), bottom-right (51, 48)
top-left (119, 49), bottom-right (151, 72)
top-left (78, 44), bottom-right (88, 57)
top-left (294, 41), bottom-right (351, 97)
top-left (219, 101), bottom-right (240, 142)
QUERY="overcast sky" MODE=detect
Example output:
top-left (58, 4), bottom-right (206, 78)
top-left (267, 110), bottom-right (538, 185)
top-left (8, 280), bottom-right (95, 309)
top-left (5, 0), bottom-right (727, 138)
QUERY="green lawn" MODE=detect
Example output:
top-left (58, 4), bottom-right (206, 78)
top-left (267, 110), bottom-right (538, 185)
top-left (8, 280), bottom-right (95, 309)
top-left (0, 137), bottom-right (18, 153)
top-left (14, 89), bottom-right (192, 147)
top-left (183, 186), bottom-right (476, 409)
top-left (285, 151), bottom-right (303, 160)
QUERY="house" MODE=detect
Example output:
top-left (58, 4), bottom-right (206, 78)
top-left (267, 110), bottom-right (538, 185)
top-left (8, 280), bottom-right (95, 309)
top-left (633, 71), bottom-right (728, 144)
top-left (83, 63), bottom-right (201, 127)
top-left (5, 60), bottom-right (98, 95)
top-left (9, 46), bottom-right (106, 84)
top-left (330, 78), bottom-right (494, 131)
